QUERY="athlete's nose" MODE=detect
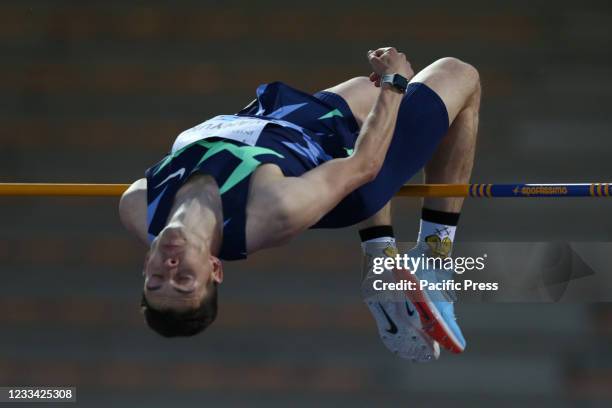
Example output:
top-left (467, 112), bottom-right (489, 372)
top-left (164, 257), bottom-right (179, 267)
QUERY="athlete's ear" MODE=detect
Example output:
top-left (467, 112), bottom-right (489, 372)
top-left (210, 256), bottom-right (224, 284)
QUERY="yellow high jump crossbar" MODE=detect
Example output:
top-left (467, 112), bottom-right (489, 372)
top-left (0, 183), bottom-right (611, 198)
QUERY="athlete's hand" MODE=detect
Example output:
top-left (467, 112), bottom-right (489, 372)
top-left (367, 47), bottom-right (413, 87)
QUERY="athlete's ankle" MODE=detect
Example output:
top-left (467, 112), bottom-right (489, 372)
top-left (359, 225), bottom-right (396, 256)
top-left (416, 208), bottom-right (460, 258)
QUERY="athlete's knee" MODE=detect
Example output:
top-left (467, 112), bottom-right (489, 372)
top-left (435, 57), bottom-right (480, 91)
top-left (352, 76), bottom-right (372, 86)
top-left (436, 57), bottom-right (481, 112)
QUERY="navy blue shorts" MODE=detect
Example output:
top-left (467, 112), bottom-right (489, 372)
top-left (310, 82), bottom-right (449, 228)
top-left (240, 80), bottom-right (449, 228)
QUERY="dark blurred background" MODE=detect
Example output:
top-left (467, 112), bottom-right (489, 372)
top-left (1, 0), bottom-right (612, 406)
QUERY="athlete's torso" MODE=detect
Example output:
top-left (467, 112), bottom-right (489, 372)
top-left (145, 82), bottom-right (359, 260)
top-left (178, 163), bottom-right (287, 255)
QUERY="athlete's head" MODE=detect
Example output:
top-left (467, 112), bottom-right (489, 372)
top-left (141, 225), bottom-right (223, 337)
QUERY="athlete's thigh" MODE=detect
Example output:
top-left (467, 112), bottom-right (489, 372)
top-left (410, 57), bottom-right (479, 123)
top-left (320, 77), bottom-right (379, 128)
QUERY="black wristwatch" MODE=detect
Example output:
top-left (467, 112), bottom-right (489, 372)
top-left (381, 73), bottom-right (408, 94)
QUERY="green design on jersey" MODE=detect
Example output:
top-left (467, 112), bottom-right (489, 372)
top-left (318, 108), bottom-right (344, 120)
top-left (152, 142), bottom-right (194, 176)
top-left (195, 140), bottom-right (283, 194)
top-left (153, 139), bottom-right (283, 195)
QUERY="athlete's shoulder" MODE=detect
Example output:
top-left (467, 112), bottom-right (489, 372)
top-left (119, 178), bottom-right (148, 245)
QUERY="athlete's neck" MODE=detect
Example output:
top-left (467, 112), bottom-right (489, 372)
top-left (166, 174), bottom-right (223, 255)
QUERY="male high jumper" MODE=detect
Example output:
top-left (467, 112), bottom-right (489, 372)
top-left (119, 47), bottom-right (480, 361)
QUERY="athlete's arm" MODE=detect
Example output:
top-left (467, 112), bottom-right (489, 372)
top-left (248, 47), bottom-right (413, 251)
top-left (118, 178), bottom-right (149, 245)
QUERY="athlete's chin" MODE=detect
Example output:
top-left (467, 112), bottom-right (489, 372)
top-left (158, 226), bottom-right (187, 245)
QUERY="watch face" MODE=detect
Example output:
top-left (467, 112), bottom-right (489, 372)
top-left (394, 74), bottom-right (408, 91)
top-left (392, 74), bottom-right (408, 92)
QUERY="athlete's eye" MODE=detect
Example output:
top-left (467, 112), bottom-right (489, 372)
top-left (147, 275), bottom-right (164, 287)
top-left (174, 274), bottom-right (192, 285)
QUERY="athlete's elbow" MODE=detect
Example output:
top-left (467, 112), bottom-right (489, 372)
top-left (118, 190), bottom-right (135, 231)
top-left (351, 148), bottom-right (383, 182)
top-left (264, 194), bottom-right (300, 238)
top-left (357, 156), bottom-right (383, 183)
top-left (274, 211), bottom-right (307, 245)
top-left (118, 179), bottom-right (148, 244)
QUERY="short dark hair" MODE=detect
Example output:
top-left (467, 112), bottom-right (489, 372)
top-left (140, 283), bottom-right (218, 337)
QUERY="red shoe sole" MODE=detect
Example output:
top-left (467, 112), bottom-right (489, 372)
top-left (393, 268), bottom-right (465, 354)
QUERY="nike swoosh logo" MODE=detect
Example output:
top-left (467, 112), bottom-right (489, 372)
top-left (154, 168), bottom-right (186, 188)
top-left (405, 302), bottom-right (415, 316)
top-left (378, 303), bottom-right (398, 334)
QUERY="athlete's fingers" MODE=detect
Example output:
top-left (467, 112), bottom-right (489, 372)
top-left (368, 46), bottom-right (411, 78)
top-left (379, 49), bottom-right (401, 65)
top-left (380, 47), bottom-right (397, 56)
top-left (369, 47), bottom-right (395, 58)
top-left (369, 48), bottom-right (384, 57)
top-left (367, 51), bottom-right (381, 64)
top-left (368, 54), bottom-right (387, 74)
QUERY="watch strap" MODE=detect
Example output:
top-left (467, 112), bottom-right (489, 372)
top-left (381, 73), bottom-right (408, 93)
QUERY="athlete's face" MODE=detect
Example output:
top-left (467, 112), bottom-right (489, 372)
top-left (143, 226), bottom-right (223, 311)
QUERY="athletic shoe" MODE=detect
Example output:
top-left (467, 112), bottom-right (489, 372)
top-left (399, 242), bottom-right (466, 353)
top-left (361, 241), bottom-right (440, 362)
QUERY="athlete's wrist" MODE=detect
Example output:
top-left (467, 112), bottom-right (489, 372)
top-left (380, 73), bottom-right (409, 94)
top-left (379, 82), bottom-right (405, 102)
top-left (381, 82), bottom-right (405, 95)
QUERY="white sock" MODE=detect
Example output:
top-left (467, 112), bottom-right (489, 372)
top-left (361, 237), bottom-right (396, 257)
top-left (417, 219), bottom-right (456, 257)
